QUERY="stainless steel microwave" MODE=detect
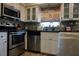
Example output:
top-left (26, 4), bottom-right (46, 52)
top-left (0, 3), bottom-right (20, 20)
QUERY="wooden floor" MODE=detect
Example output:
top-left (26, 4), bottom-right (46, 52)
top-left (21, 51), bottom-right (47, 56)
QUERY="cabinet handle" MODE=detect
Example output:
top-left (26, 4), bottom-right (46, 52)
top-left (49, 39), bottom-right (52, 40)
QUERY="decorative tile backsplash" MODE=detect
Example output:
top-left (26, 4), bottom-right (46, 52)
top-left (41, 6), bottom-right (60, 20)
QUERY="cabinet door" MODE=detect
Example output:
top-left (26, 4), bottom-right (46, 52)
top-left (26, 8), bottom-right (30, 20)
top-left (73, 3), bottom-right (79, 20)
top-left (61, 3), bottom-right (70, 20)
top-left (46, 39), bottom-right (57, 55)
top-left (41, 39), bottom-right (47, 53)
top-left (64, 3), bottom-right (69, 19)
top-left (41, 32), bottom-right (58, 54)
top-left (41, 39), bottom-right (57, 55)
top-left (32, 8), bottom-right (36, 20)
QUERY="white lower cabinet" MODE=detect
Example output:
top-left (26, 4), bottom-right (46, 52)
top-left (47, 40), bottom-right (57, 54)
top-left (41, 39), bottom-right (47, 53)
top-left (41, 32), bottom-right (58, 55)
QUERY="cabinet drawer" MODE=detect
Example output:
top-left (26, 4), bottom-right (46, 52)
top-left (60, 32), bottom-right (79, 39)
top-left (41, 32), bottom-right (58, 40)
top-left (61, 32), bottom-right (79, 36)
top-left (47, 38), bottom-right (58, 41)
top-left (41, 37), bottom-right (57, 41)
top-left (41, 36), bottom-right (58, 40)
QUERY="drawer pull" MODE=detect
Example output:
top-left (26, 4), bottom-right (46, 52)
top-left (49, 39), bottom-right (52, 40)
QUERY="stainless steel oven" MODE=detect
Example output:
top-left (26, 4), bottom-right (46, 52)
top-left (9, 32), bottom-right (25, 49)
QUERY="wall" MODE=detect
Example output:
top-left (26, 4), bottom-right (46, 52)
top-left (20, 4), bottom-right (26, 21)
top-left (6, 3), bottom-right (26, 21)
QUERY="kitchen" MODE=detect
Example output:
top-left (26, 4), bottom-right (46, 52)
top-left (0, 3), bottom-right (79, 56)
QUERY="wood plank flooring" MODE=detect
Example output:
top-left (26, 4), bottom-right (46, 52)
top-left (21, 51), bottom-right (47, 56)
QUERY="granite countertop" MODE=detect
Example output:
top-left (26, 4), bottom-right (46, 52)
top-left (27, 30), bottom-right (59, 32)
top-left (26, 30), bottom-right (79, 32)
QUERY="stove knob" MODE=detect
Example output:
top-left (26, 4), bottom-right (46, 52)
top-left (1, 36), bottom-right (3, 38)
top-left (4, 41), bottom-right (7, 43)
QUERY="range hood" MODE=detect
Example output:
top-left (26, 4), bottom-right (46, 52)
top-left (38, 3), bottom-right (61, 8)
top-left (24, 20), bottom-right (41, 22)
top-left (21, 3), bottom-right (61, 8)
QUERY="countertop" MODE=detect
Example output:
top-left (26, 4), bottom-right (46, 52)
top-left (26, 30), bottom-right (79, 32)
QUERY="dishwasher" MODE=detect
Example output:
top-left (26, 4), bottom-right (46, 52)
top-left (27, 31), bottom-right (40, 52)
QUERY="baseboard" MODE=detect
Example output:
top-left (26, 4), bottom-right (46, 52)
top-left (22, 49), bottom-right (56, 56)
top-left (40, 52), bottom-right (56, 56)
top-left (27, 50), bottom-right (40, 53)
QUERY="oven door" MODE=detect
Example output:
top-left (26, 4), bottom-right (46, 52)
top-left (9, 33), bottom-right (24, 49)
